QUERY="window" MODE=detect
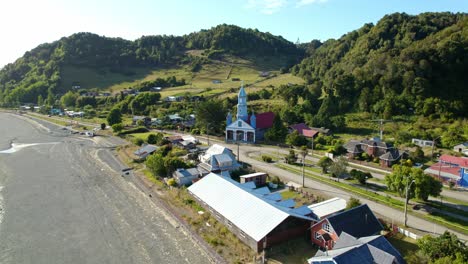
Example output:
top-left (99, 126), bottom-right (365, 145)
top-left (322, 222), bottom-right (330, 232)
top-left (315, 232), bottom-right (322, 240)
top-left (238, 121), bottom-right (242, 127)
top-left (240, 231), bottom-right (246, 238)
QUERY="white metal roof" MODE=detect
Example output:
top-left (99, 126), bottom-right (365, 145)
top-left (188, 173), bottom-right (290, 242)
top-left (240, 172), bottom-right (268, 179)
top-left (307, 197), bottom-right (347, 218)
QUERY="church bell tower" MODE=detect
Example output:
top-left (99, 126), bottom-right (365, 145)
top-left (236, 81), bottom-right (248, 122)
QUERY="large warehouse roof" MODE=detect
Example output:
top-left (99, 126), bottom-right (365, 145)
top-left (188, 173), bottom-right (314, 242)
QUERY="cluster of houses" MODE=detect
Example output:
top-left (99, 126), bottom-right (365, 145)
top-left (424, 154), bottom-right (468, 187)
top-left (132, 138), bottom-right (403, 262)
top-left (187, 170), bottom-right (403, 263)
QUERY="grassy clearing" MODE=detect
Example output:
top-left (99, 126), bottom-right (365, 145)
top-left (388, 233), bottom-right (419, 259)
top-left (61, 65), bottom-right (155, 91)
top-left (266, 237), bottom-right (316, 264)
top-left (281, 190), bottom-right (300, 200)
top-left (127, 132), bottom-right (154, 141)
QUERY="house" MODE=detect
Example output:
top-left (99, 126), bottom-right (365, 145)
top-left (225, 83), bottom-right (275, 143)
top-left (50, 108), bottom-right (63, 115)
top-left (307, 198), bottom-right (347, 219)
top-left (168, 114), bottom-right (183, 123)
top-left (134, 144), bottom-right (158, 159)
top-left (165, 96), bottom-right (182, 102)
top-left (240, 172), bottom-right (268, 186)
top-left (379, 149), bottom-right (405, 168)
top-left (345, 138), bottom-right (403, 167)
top-left (132, 116), bottom-right (151, 126)
top-left (412, 138), bottom-right (434, 148)
top-left (166, 135), bottom-right (183, 144)
top-left (259, 71), bottom-right (270, 77)
top-left (424, 154), bottom-right (468, 187)
top-left (173, 167), bottom-right (205, 186)
top-left (453, 142), bottom-right (468, 154)
top-left (308, 232), bottom-right (405, 264)
top-left (310, 127), bottom-right (331, 135)
top-left (188, 173), bottom-right (317, 252)
top-left (310, 204), bottom-right (383, 250)
top-left (289, 123), bottom-right (319, 139)
top-left (198, 144), bottom-right (241, 174)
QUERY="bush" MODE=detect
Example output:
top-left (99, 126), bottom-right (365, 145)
top-left (133, 137), bottom-right (144, 146)
top-left (117, 126), bottom-right (149, 135)
top-left (111, 123), bottom-right (124, 132)
top-left (100, 123), bottom-right (106, 130)
top-left (147, 133), bottom-right (162, 144)
top-left (262, 155), bottom-right (273, 163)
top-left (167, 178), bottom-right (177, 187)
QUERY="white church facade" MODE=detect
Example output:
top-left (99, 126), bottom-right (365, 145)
top-left (225, 84), bottom-right (274, 144)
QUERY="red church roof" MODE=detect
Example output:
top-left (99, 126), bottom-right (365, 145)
top-left (251, 112), bottom-right (275, 129)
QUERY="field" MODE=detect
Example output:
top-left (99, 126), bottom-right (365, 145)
top-left (59, 55), bottom-right (304, 102)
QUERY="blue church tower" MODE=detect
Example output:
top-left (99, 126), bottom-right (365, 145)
top-left (226, 111), bottom-right (232, 126)
top-left (236, 82), bottom-right (249, 122)
top-left (250, 111), bottom-right (256, 129)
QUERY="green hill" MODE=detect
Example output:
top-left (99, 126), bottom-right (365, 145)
top-left (292, 12), bottom-right (468, 119)
top-left (0, 24), bottom-right (303, 105)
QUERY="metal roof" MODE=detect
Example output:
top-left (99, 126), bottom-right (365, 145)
top-left (188, 173), bottom-right (290, 241)
top-left (308, 198), bottom-right (347, 218)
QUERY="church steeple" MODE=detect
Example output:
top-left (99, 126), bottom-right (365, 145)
top-left (236, 81), bottom-right (248, 121)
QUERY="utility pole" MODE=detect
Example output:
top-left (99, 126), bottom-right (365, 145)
top-left (237, 142), bottom-right (240, 162)
top-left (431, 135), bottom-right (441, 160)
top-left (404, 179), bottom-right (416, 227)
top-left (206, 124), bottom-right (210, 146)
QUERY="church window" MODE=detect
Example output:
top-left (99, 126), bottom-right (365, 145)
top-left (238, 121), bottom-right (242, 127)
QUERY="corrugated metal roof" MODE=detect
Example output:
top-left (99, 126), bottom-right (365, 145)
top-left (308, 198), bottom-right (347, 218)
top-left (241, 181), bottom-right (257, 189)
top-left (188, 173), bottom-right (291, 242)
top-left (276, 199), bottom-right (296, 208)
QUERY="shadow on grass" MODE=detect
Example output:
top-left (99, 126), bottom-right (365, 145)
top-left (388, 233), bottom-right (419, 258)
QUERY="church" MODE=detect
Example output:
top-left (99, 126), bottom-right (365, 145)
top-left (225, 84), bottom-right (275, 143)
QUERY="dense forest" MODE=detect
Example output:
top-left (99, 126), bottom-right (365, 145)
top-left (292, 12), bottom-right (467, 122)
top-left (0, 24), bottom-right (302, 106)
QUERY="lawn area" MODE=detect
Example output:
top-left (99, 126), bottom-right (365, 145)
top-left (388, 233), bottom-right (419, 259)
top-left (127, 132), bottom-right (154, 141)
top-left (280, 190), bottom-right (300, 200)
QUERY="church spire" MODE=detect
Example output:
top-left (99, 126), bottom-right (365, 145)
top-left (236, 82), bottom-right (248, 121)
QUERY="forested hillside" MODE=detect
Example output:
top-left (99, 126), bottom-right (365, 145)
top-left (0, 24), bottom-right (302, 106)
top-left (292, 12), bottom-right (467, 121)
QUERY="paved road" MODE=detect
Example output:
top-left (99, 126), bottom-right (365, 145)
top-left (0, 113), bottom-right (210, 264)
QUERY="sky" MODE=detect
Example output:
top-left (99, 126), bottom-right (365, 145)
top-left (0, 0), bottom-right (467, 68)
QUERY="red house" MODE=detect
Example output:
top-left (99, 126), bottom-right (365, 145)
top-left (310, 204), bottom-right (383, 250)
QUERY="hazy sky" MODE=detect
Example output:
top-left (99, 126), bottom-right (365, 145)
top-left (0, 0), bottom-right (466, 68)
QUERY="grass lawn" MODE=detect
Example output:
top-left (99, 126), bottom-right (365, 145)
top-left (388, 233), bottom-right (419, 259)
top-left (127, 132), bottom-right (154, 141)
top-left (280, 190), bottom-right (300, 200)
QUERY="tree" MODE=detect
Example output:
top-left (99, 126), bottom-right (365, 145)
top-left (286, 130), bottom-right (308, 146)
top-left (130, 92), bottom-right (161, 114)
top-left (265, 114), bottom-right (288, 143)
top-left (100, 123), bottom-right (106, 130)
top-left (285, 149), bottom-right (297, 164)
top-left (164, 156), bottom-right (188, 175)
top-left (147, 133), bottom-right (163, 144)
top-left (417, 232), bottom-right (468, 263)
top-left (318, 156), bottom-right (333, 174)
top-left (146, 153), bottom-right (166, 177)
top-left (386, 165), bottom-right (442, 201)
top-left (346, 197), bottom-right (361, 209)
top-left (60, 91), bottom-right (79, 108)
top-left (111, 123), bottom-right (123, 132)
top-left (47, 87), bottom-right (55, 106)
top-left (83, 104), bottom-right (96, 118)
top-left (329, 156), bottom-right (348, 181)
top-left (195, 100), bottom-right (226, 134)
top-left (37, 95), bottom-right (44, 106)
top-left (350, 169), bottom-right (372, 184)
top-left (107, 107), bottom-right (122, 126)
